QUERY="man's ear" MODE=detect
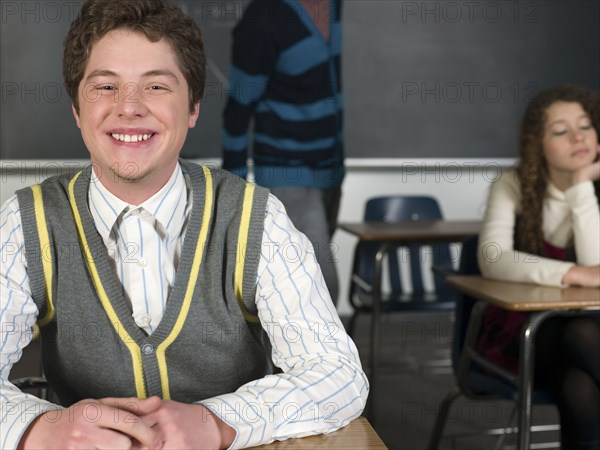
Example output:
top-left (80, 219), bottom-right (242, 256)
top-left (188, 102), bottom-right (200, 128)
top-left (72, 104), bottom-right (81, 129)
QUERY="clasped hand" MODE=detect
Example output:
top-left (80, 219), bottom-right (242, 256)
top-left (19, 396), bottom-right (235, 450)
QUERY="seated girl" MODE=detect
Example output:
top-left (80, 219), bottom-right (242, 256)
top-left (477, 85), bottom-right (600, 450)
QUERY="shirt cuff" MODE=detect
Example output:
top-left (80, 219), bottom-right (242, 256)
top-left (199, 392), bottom-right (276, 449)
top-left (535, 261), bottom-right (575, 287)
top-left (564, 181), bottom-right (596, 208)
top-left (1, 398), bottom-right (63, 450)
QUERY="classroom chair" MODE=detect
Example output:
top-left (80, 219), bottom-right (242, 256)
top-left (427, 236), bottom-right (559, 450)
top-left (346, 195), bottom-right (456, 363)
top-left (9, 326), bottom-right (51, 401)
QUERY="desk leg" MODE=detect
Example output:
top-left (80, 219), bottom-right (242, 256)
top-left (366, 243), bottom-right (390, 422)
top-left (517, 311), bottom-right (554, 450)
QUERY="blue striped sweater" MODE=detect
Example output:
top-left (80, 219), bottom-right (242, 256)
top-left (222, 0), bottom-right (344, 189)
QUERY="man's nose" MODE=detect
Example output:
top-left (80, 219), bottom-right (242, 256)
top-left (115, 82), bottom-right (149, 118)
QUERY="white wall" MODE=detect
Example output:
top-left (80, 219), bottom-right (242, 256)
top-left (0, 159), bottom-right (511, 315)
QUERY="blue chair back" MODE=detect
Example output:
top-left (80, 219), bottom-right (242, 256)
top-left (357, 196), bottom-right (454, 304)
top-left (365, 196), bottom-right (444, 223)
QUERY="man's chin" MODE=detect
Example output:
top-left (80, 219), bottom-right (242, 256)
top-left (109, 167), bottom-right (146, 184)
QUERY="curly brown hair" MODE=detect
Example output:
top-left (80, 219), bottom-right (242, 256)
top-left (516, 85), bottom-right (600, 256)
top-left (63, 0), bottom-right (206, 113)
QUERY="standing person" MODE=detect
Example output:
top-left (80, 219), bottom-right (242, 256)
top-left (222, 0), bottom-right (344, 304)
top-left (0, 1), bottom-right (368, 449)
top-left (477, 85), bottom-right (600, 450)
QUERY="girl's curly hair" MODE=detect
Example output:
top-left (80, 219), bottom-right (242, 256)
top-left (516, 85), bottom-right (600, 256)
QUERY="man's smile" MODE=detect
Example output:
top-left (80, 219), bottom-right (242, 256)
top-left (107, 128), bottom-right (158, 144)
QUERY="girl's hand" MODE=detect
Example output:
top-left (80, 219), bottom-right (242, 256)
top-left (562, 264), bottom-right (600, 287)
top-left (572, 143), bottom-right (600, 185)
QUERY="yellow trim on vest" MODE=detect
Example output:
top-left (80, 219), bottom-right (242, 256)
top-left (156, 166), bottom-right (213, 400)
top-left (31, 185), bottom-right (55, 327)
top-left (235, 183), bottom-right (260, 323)
top-left (67, 171), bottom-right (147, 399)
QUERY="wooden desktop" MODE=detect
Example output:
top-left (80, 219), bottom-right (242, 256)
top-left (248, 417), bottom-right (387, 449)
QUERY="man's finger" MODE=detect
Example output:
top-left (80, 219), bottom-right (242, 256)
top-left (92, 428), bottom-right (133, 449)
top-left (98, 396), bottom-right (162, 415)
top-left (89, 401), bottom-right (161, 449)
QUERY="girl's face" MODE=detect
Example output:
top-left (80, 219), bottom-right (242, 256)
top-left (542, 101), bottom-right (598, 183)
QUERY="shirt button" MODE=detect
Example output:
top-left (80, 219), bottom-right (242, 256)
top-left (138, 258), bottom-right (147, 267)
top-left (135, 314), bottom-right (151, 327)
top-left (142, 343), bottom-right (154, 355)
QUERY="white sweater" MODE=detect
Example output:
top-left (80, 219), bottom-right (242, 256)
top-left (478, 169), bottom-right (600, 286)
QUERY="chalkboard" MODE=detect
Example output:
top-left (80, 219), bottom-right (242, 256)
top-left (342, 0), bottom-right (600, 159)
top-left (1, 0), bottom-right (599, 160)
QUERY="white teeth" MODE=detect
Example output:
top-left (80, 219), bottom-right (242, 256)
top-left (111, 133), bottom-right (152, 142)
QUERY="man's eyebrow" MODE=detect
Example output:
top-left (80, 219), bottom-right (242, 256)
top-left (84, 69), bottom-right (180, 83)
top-left (142, 70), bottom-right (180, 83)
top-left (85, 69), bottom-right (118, 80)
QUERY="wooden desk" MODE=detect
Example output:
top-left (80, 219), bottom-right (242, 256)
top-left (447, 275), bottom-right (600, 311)
top-left (248, 417), bottom-right (387, 449)
top-left (339, 221), bottom-right (480, 418)
top-left (446, 275), bottom-right (600, 450)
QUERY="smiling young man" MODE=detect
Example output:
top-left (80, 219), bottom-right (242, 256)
top-left (0, 1), bottom-right (368, 449)
top-left (74, 30), bottom-right (199, 204)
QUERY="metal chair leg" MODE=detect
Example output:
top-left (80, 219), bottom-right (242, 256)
top-left (427, 386), bottom-right (461, 450)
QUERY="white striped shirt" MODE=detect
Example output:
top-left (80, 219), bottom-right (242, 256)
top-left (0, 164), bottom-right (368, 449)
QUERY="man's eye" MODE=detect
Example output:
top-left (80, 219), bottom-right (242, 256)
top-left (97, 85), bottom-right (116, 91)
top-left (149, 85), bottom-right (164, 90)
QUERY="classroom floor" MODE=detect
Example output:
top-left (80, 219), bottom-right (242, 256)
top-left (345, 312), bottom-right (561, 450)
top-left (11, 314), bottom-right (561, 450)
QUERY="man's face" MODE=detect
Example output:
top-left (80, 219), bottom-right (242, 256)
top-left (73, 29), bottom-right (199, 195)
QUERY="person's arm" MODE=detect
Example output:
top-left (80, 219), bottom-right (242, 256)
top-left (0, 195), bottom-right (63, 449)
top-left (200, 195), bottom-right (368, 449)
top-left (222, 4), bottom-right (279, 178)
top-left (477, 170), bottom-right (576, 286)
top-left (1, 196), bottom-right (160, 450)
top-left (562, 149), bottom-right (600, 286)
top-left (567, 181), bottom-right (600, 267)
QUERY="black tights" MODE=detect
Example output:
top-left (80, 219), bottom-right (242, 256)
top-left (535, 315), bottom-right (600, 450)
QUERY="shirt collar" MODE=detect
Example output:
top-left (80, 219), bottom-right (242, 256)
top-left (547, 181), bottom-right (566, 200)
top-left (139, 164), bottom-right (188, 240)
top-left (88, 169), bottom-right (130, 241)
top-left (88, 163), bottom-right (189, 241)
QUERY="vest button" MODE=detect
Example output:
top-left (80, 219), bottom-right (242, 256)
top-left (142, 343), bottom-right (154, 355)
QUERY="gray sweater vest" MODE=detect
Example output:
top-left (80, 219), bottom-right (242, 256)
top-left (16, 160), bottom-right (272, 406)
